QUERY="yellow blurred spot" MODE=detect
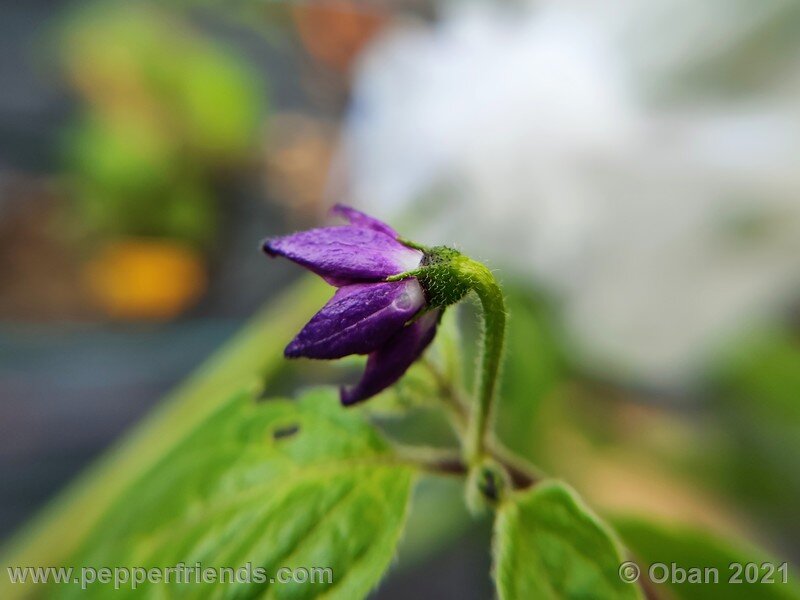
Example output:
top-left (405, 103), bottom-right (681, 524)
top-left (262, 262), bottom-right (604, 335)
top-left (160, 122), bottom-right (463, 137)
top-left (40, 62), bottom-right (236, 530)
top-left (84, 239), bottom-right (207, 320)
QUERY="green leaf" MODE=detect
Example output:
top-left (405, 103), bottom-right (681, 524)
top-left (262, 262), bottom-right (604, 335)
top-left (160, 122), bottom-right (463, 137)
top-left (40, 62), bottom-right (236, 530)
top-left (0, 277), bottom-right (328, 590)
top-left (494, 481), bottom-right (642, 600)
top-left (51, 387), bottom-right (415, 599)
top-left (614, 516), bottom-right (800, 600)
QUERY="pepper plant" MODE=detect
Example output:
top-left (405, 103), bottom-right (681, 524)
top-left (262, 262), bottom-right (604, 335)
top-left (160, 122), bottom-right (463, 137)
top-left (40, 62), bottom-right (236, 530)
top-left (3, 206), bottom-right (795, 599)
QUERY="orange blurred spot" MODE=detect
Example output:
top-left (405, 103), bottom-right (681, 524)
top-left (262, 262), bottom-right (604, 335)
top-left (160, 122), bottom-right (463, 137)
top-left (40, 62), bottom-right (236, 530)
top-left (84, 239), bottom-right (207, 320)
top-left (292, 1), bottom-right (388, 72)
top-left (263, 113), bottom-right (336, 220)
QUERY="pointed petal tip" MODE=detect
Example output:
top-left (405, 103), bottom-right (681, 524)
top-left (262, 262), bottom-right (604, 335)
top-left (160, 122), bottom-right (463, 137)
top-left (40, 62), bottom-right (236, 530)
top-left (339, 385), bottom-right (364, 407)
top-left (329, 204), bottom-right (398, 238)
top-left (284, 342), bottom-right (303, 359)
top-left (329, 203), bottom-right (360, 220)
top-left (337, 308), bottom-right (441, 406)
top-left (262, 238), bottom-right (278, 256)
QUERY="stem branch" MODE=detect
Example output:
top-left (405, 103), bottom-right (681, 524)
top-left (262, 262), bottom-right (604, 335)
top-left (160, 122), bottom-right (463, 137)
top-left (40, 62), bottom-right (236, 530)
top-left (422, 358), bottom-right (469, 430)
top-left (395, 444), bottom-right (539, 489)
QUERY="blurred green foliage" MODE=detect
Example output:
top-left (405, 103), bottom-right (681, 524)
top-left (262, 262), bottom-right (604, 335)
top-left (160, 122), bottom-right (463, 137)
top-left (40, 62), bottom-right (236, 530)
top-left (710, 329), bottom-right (800, 536)
top-left (495, 285), bottom-right (565, 460)
top-left (615, 516), bottom-right (800, 600)
top-left (60, 3), bottom-right (265, 247)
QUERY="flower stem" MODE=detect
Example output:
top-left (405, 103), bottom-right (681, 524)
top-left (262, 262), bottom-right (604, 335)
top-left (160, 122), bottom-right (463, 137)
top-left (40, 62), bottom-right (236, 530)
top-left (392, 248), bottom-right (507, 468)
top-left (459, 258), bottom-right (507, 466)
top-left (422, 357), bottom-right (469, 430)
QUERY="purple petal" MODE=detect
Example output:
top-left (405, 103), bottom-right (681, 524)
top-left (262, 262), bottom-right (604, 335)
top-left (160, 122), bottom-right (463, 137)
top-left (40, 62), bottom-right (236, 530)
top-left (341, 309), bottom-right (441, 406)
top-left (330, 204), bottom-right (398, 238)
top-left (285, 279), bottom-right (426, 359)
top-left (263, 226), bottom-right (422, 286)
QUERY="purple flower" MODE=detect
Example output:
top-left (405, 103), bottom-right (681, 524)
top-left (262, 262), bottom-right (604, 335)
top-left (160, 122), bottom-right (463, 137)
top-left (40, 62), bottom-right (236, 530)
top-left (263, 205), bottom-right (440, 405)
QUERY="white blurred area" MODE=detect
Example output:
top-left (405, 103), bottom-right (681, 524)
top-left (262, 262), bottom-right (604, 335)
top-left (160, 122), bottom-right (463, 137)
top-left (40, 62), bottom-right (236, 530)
top-left (335, 0), bottom-right (800, 388)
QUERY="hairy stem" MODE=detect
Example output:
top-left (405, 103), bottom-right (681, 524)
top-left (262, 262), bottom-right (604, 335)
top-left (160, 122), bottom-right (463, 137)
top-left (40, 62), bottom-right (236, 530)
top-left (397, 249), bottom-right (508, 476)
top-left (462, 260), bottom-right (507, 466)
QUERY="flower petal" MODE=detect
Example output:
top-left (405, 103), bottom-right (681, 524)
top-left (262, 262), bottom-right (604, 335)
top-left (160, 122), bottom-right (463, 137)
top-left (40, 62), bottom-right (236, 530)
top-left (263, 226), bottom-right (422, 286)
top-left (330, 204), bottom-right (398, 238)
top-left (340, 309), bottom-right (441, 406)
top-left (285, 279), bottom-right (426, 359)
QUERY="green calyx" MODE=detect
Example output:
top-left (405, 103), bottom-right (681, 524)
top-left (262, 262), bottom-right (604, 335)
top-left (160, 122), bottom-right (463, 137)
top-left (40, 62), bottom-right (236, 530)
top-left (390, 244), bottom-right (493, 310)
top-left (417, 246), bottom-right (474, 309)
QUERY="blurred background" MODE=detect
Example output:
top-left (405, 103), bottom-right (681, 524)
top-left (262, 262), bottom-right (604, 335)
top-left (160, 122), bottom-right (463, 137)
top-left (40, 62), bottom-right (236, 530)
top-left (1, 0), bottom-right (798, 597)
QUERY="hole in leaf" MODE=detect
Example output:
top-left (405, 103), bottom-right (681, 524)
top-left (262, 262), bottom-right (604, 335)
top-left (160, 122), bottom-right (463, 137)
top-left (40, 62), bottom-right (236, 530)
top-left (272, 424), bottom-right (301, 440)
